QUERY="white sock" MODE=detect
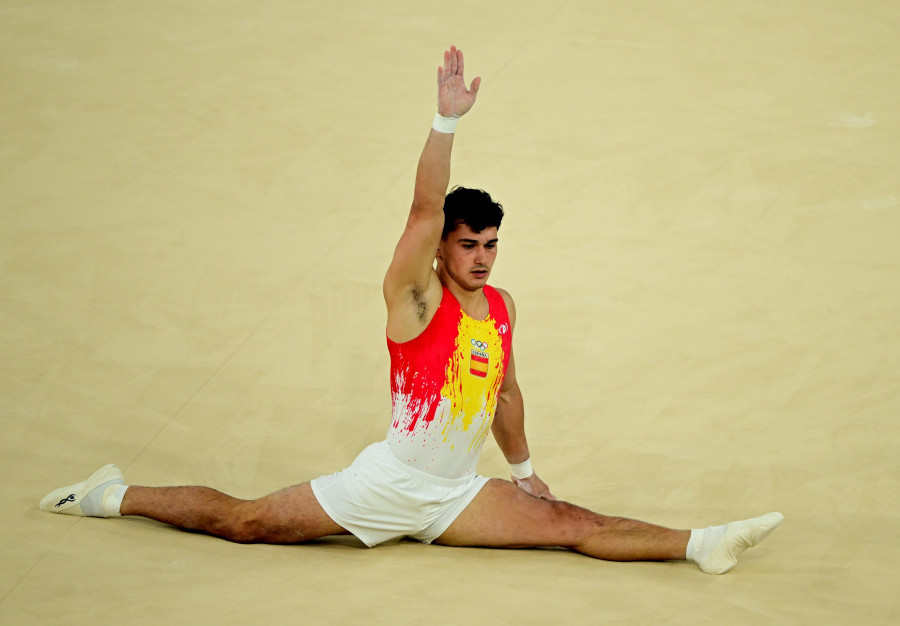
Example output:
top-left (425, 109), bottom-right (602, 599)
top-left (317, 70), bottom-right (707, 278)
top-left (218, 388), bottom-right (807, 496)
top-left (103, 484), bottom-right (128, 517)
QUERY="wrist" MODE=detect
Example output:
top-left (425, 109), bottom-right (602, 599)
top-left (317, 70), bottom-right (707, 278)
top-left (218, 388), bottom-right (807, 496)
top-left (509, 458), bottom-right (533, 480)
top-left (432, 112), bottom-right (459, 134)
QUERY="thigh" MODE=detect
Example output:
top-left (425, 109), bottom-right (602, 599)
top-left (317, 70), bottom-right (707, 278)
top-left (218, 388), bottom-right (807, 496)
top-left (246, 482), bottom-right (350, 543)
top-left (434, 478), bottom-right (593, 549)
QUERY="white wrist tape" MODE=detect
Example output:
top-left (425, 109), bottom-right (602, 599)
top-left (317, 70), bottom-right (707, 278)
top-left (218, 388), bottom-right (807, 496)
top-left (432, 112), bottom-right (459, 134)
top-left (510, 458), bottom-right (534, 480)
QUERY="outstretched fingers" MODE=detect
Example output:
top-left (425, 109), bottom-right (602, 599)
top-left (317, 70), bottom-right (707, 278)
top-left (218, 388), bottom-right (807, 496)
top-left (436, 46), bottom-right (481, 116)
top-left (439, 46), bottom-right (465, 83)
top-left (455, 47), bottom-right (481, 98)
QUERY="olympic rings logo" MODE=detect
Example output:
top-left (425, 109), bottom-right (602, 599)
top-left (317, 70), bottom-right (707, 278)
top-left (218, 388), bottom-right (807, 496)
top-left (470, 339), bottom-right (489, 350)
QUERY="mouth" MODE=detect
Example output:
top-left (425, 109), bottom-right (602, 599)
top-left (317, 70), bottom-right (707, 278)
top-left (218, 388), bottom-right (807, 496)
top-left (471, 269), bottom-right (488, 280)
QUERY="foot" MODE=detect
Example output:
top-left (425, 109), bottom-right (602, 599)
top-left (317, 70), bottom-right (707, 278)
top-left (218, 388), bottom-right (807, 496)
top-left (697, 512), bottom-right (784, 574)
top-left (40, 464), bottom-right (125, 518)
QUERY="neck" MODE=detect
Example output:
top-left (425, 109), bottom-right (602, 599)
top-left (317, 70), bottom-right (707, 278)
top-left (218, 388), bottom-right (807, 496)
top-left (448, 281), bottom-right (485, 310)
top-left (437, 265), bottom-right (488, 318)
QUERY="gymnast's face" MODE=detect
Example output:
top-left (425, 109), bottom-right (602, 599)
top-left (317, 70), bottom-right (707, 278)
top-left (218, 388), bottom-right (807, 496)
top-left (437, 223), bottom-right (498, 292)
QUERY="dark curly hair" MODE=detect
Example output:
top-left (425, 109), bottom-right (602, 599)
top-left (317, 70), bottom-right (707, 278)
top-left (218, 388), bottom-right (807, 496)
top-left (441, 186), bottom-right (504, 239)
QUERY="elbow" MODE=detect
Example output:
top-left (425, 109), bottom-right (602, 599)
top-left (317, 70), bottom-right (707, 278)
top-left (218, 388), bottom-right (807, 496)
top-left (411, 193), bottom-right (445, 218)
top-left (500, 379), bottom-right (522, 399)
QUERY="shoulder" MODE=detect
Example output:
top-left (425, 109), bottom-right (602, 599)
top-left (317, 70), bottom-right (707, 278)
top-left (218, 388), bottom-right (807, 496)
top-left (490, 286), bottom-right (517, 328)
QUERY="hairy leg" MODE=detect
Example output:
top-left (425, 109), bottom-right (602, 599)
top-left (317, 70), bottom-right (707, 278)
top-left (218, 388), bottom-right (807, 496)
top-left (435, 479), bottom-right (688, 561)
top-left (121, 482), bottom-right (348, 544)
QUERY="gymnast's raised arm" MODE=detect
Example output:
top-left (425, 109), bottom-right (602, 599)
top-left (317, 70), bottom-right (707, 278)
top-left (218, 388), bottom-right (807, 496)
top-left (382, 45), bottom-right (481, 343)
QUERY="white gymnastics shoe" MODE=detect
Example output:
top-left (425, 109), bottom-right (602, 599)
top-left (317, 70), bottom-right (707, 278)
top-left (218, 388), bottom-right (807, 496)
top-left (696, 512), bottom-right (784, 574)
top-left (40, 464), bottom-right (125, 518)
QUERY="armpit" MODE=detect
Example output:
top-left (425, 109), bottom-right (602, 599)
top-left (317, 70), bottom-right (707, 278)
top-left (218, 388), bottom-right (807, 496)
top-left (410, 283), bottom-right (428, 322)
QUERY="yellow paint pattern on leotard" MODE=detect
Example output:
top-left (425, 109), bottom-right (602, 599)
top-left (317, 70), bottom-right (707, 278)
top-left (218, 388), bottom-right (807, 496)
top-left (439, 313), bottom-right (505, 452)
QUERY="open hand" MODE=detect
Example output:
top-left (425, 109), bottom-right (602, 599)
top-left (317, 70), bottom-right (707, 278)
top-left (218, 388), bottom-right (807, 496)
top-left (511, 472), bottom-right (557, 500)
top-left (437, 45), bottom-right (481, 118)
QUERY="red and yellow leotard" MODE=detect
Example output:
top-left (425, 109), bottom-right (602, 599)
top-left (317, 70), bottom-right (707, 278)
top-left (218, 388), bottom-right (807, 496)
top-left (386, 285), bottom-right (512, 478)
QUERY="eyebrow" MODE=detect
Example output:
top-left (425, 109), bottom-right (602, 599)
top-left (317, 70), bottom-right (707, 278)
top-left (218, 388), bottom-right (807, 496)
top-left (459, 238), bottom-right (499, 244)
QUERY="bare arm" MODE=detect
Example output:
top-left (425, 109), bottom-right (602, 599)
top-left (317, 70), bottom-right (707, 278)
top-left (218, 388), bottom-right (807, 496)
top-left (493, 354), bottom-right (529, 463)
top-left (383, 47), bottom-right (481, 339)
top-left (491, 290), bottom-right (556, 500)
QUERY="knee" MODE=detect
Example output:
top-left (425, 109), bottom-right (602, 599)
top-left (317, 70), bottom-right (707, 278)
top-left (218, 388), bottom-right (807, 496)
top-left (547, 501), bottom-right (603, 544)
top-left (218, 506), bottom-right (266, 544)
top-left (226, 520), bottom-right (263, 544)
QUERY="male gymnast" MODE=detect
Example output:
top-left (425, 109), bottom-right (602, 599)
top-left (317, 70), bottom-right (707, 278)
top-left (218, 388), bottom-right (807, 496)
top-left (41, 46), bottom-right (782, 574)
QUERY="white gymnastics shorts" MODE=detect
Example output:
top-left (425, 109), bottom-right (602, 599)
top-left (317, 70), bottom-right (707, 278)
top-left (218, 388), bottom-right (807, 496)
top-left (310, 441), bottom-right (489, 547)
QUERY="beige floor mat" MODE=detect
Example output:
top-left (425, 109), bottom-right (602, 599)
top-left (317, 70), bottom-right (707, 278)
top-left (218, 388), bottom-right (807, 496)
top-left (2, 1), bottom-right (898, 623)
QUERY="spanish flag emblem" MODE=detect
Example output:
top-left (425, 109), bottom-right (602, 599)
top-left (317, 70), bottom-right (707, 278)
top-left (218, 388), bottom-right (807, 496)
top-left (470, 350), bottom-right (489, 378)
